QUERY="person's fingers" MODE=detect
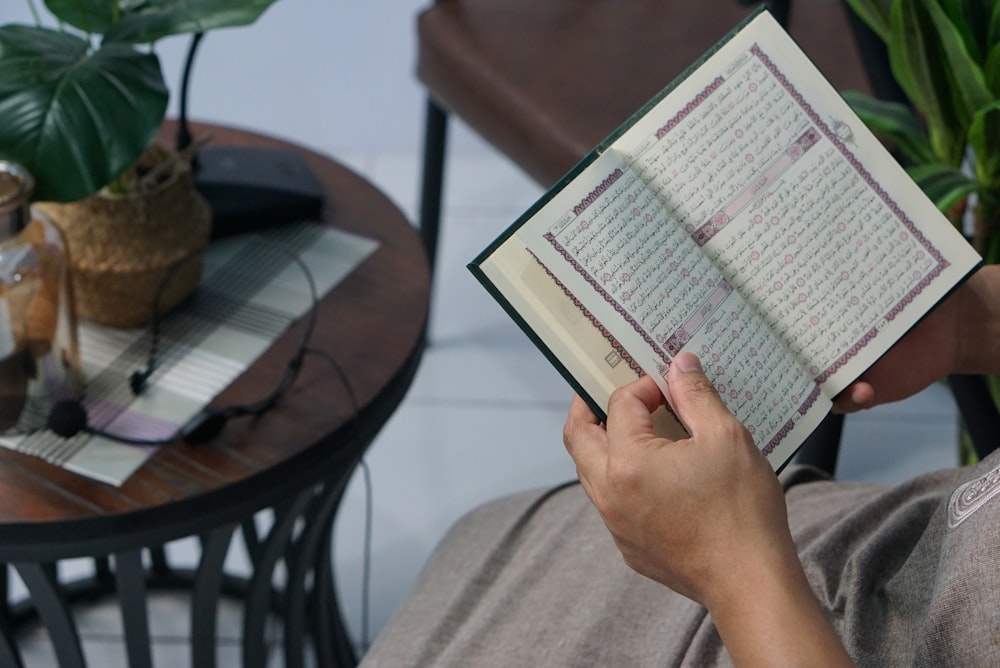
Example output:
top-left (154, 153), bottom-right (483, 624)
top-left (832, 381), bottom-right (875, 414)
top-left (618, 375), bottom-right (668, 413)
top-left (604, 375), bottom-right (667, 448)
top-left (665, 352), bottom-right (737, 439)
top-left (564, 394), bottom-right (609, 495)
top-left (566, 393), bottom-right (602, 428)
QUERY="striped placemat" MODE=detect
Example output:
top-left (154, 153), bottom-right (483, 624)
top-left (0, 223), bottom-right (378, 486)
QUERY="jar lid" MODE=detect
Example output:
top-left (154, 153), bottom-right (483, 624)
top-left (0, 161), bottom-right (34, 213)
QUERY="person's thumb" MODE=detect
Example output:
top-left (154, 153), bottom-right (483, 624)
top-left (666, 352), bottom-right (737, 437)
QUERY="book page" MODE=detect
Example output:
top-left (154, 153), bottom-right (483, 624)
top-left (485, 149), bottom-right (828, 464)
top-left (612, 12), bottom-right (981, 397)
top-left (484, 242), bottom-right (687, 439)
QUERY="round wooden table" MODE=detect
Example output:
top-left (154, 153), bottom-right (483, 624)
top-left (0, 122), bottom-right (429, 668)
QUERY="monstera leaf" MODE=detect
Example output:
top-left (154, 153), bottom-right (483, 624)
top-left (0, 0), bottom-right (281, 202)
top-left (120, 0), bottom-right (279, 44)
top-left (44, 0), bottom-right (281, 44)
top-left (0, 25), bottom-right (168, 202)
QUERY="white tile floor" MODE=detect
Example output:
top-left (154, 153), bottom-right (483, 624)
top-left (4, 0), bottom-right (964, 665)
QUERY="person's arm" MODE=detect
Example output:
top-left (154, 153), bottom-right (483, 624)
top-left (836, 264), bottom-right (1000, 413)
top-left (564, 354), bottom-right (855, 667)
top-left (955, 264), bottom-right (1000, 374)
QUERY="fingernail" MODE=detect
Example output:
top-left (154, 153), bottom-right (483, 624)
top-left (850, 386), bottom-right (869, 409)
top-left (674, 352), bottom-right (702, 373)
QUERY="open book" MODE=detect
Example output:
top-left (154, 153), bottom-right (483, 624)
top-left (468, 9), bottom-right (982, 470)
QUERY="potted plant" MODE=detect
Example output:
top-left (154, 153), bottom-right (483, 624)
top-left (843, 0), bottom-right (1000, 462)
top-left (0, 0), bottom-right (282, 326)
top-left (842, 0), bottom-right (999, 258)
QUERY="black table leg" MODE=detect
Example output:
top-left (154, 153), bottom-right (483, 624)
top-left (115, 549), bottom-right (153, 668)
top-left (0, 570), bottom-right (23, 668)
top-left (14, 563), bottom-right (85, 668)
top-left (193, 525), bottom-right (238, 668)
top-left (243, 493), bottom-right (314, 668)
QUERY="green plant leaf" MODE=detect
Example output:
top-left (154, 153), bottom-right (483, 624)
top-left (907, 162), bottom-right (978, 213)
top-left (986, 42), bottom-right (1000, 95)
top-left (889, 0), bottom-right (966, 165)
top-left (43, 0), bottom-right (118, 35)
top-left (0, 25), bottom-right (168, 202)
top-left (939, 0), bottom-right (995, 63)
top-left (988, 3), bottom-right (1000, 93)
top-left (923, 0), bottom-right (993, 119)
top-left (991, 1), bottom-right (1000, 50)
top-left (842, 90), bottom-right (936, 163)
top-left (968, 102), bottom-right (1000, 184)
top-left (888, 0), bottom-right (956, 159)
top-left (845, 0), bottom-right (894, 42)
top-left (106, 0), bottom-right (282, 44)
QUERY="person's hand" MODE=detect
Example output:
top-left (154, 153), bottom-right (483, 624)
top-left (564, 352), bottom-right (856, 666)
top-left (833, 294), bottom-right (959, 413)
top-left (834, 265), bottom-right (1000, 414)
top-left (563, 352), bottom-right (794, 607)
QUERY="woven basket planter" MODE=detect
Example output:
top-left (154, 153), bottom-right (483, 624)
top-left (36, 144), bottom-right (212, 328)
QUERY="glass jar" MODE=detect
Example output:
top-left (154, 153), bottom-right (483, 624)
top-left (0, 161), bottom-right (83, 433)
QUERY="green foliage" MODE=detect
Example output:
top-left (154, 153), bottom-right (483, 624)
top-left (0, 0), bottom-right (281, 202)
top-left (845, 0), bottom-right (1000, 259)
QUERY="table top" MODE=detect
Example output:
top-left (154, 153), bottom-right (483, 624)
top-left (0, 122), bottom-right (430, 559)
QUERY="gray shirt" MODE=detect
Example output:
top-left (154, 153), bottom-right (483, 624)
top-left (361, 450), bottom-right (1000, 666)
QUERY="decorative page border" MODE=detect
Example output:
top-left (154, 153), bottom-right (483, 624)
top-left (751, 43), bottom-right (950, 380)
top-left (690, 128), bottom-right (821, 245)
top-left (540, 79), bottom-right (726, 369)
top-left (761, 383), bottom-right (823, 457)
top-left (662, 281), bottom-right (732, 356)
top-left (527, 251), bottom-right (644, 378)
top-left (654, 77), bottom-right (725, 139)
top-left (543, 233), bottom-right (670, 368)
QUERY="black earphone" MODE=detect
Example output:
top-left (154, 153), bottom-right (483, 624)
top-left (46, 398), bottom-right (232, 445)
top-left (45, 251), bottom-right (318, 447)
top-left (47, 396), bottom-right (285, 445)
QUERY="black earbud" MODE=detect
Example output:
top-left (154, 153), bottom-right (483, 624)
top-left (129, 368), bottom-right (154, 395)
top-left (47, 400), bottom-right (91, 439)
top-left (177, 408), bottom-right (231, 444)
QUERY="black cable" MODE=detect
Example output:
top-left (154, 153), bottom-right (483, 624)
top-left (305, 347), bottom-right (358, 420)
top-left (359, 458), bottom-right (373, 652)
top-left (129, 253), bottom-right (190, 395)
top-left (305, 346), bottom-right (373, 654)
top-left (50, 243), bottom-right (321, 446)
top-left (177, 250), bottom-right (319, 443)
top-left (229, 253), bottom-right (318, 416)
top-left (177, 32), bottom-right (205, 153)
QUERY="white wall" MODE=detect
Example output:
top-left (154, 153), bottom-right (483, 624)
top-left (4, 0), bottom-right (480, 160)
